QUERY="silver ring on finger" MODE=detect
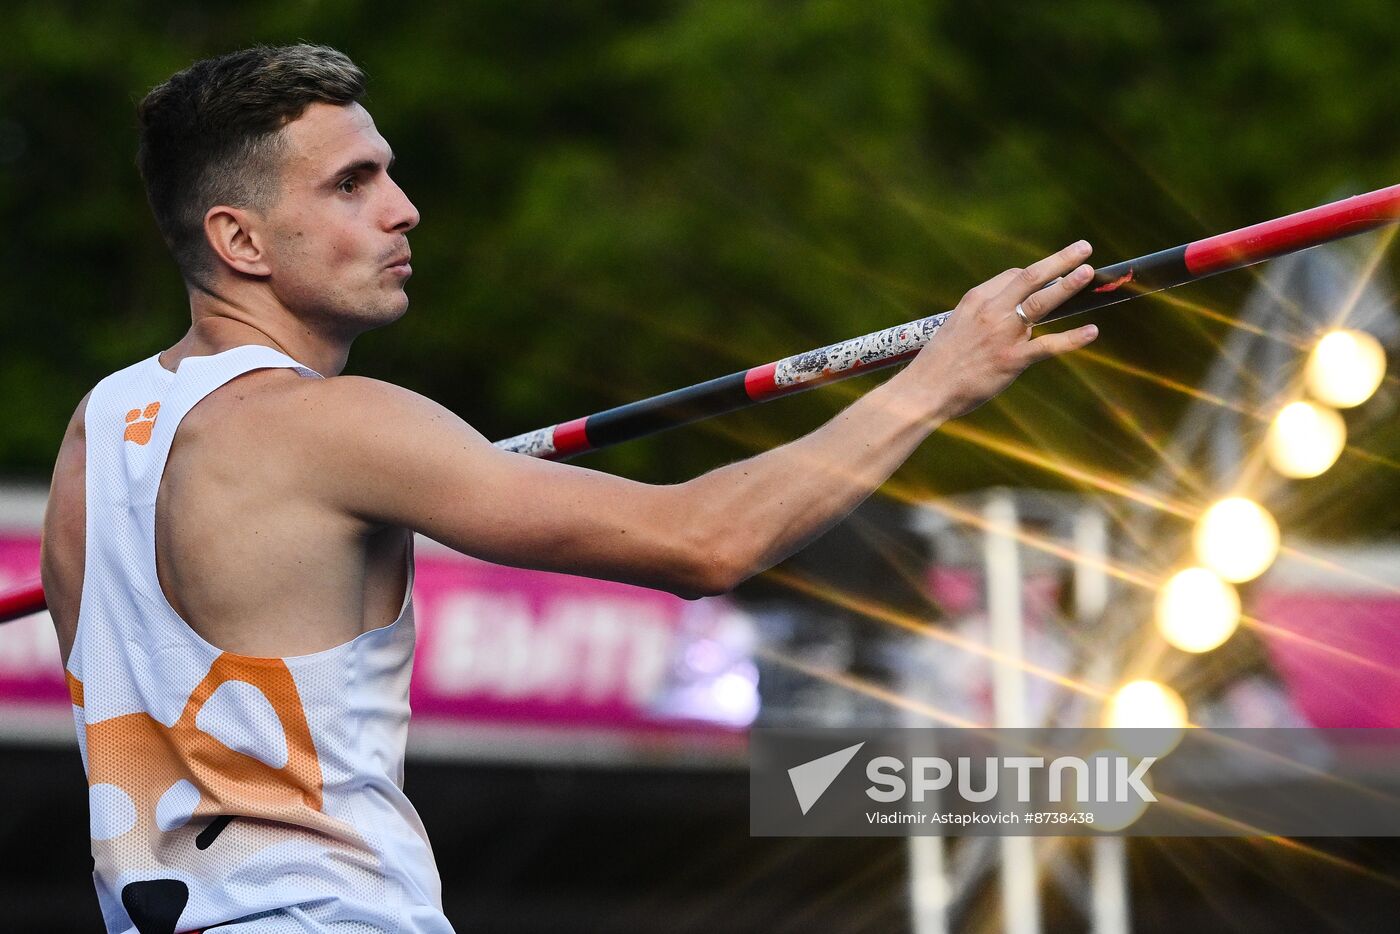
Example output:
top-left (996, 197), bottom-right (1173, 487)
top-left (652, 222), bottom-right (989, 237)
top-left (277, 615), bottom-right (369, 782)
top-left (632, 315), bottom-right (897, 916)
top-left (1014, 303), bottom-right (1033, 329)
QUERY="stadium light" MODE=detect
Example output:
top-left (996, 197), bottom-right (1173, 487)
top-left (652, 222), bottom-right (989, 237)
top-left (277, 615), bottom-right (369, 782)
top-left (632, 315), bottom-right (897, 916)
top-left (1156, 567), bottom-right (1241, 652)
top-left (1306, 329), bottom-right (1387, 409)
top-left (1192, 497), bottom-right (1279, 583)
top-left (1106, 679), bottom-right (1188, 757)
top-left (1267, 400), bottom-right (1346, 478)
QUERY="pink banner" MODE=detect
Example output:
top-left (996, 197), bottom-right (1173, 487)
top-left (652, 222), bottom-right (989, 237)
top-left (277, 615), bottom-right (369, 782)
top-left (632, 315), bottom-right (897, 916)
top-left (0, 535), bottom-right (756, 740)
top-left (0, 537), bottom-right (55, 708)
top-left (1253, 587), bottom-right (1400, 728)
top-left (924, 564), bottom-right (1400, 729)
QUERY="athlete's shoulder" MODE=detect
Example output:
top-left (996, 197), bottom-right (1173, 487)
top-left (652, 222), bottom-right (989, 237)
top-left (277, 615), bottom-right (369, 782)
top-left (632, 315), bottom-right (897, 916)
top-left (85, 354), bottom-right (163, 403)
top-left (276, 373), bottom-right (473, 437)
top-left (306, 373), bottom-right (441, 407)
top-left (220, 373), bottom-right (489, 498)
top-left (249, 373), bottom-right (497, 533)
top-left (49, 388), bottom-right (92, 487)
top-left (66, 388), bottom-right (94, 438)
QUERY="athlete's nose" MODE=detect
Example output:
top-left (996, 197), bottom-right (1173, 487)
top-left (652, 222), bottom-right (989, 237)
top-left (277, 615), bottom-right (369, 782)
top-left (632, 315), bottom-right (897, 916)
top-left (385, 175), bottom-right (420, 234)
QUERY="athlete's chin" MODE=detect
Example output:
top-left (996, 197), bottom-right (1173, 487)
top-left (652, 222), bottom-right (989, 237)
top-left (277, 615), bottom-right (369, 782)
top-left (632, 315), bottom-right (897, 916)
top-left (364, 290), bottom-right (411, 329)
top-left (308, 291), bottom-right (409, 337)
top-left (347, 304), bottom-right (404, 336)
top-left (385, 286), bottom-right (411, 318)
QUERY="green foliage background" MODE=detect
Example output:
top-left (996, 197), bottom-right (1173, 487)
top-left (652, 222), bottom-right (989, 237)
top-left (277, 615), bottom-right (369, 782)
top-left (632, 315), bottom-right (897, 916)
top-left (4, 0), bottom-right (1399, 534)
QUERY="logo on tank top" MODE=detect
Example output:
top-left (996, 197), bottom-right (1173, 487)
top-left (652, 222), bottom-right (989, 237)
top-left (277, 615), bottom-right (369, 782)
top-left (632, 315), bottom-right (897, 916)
top-left (72, 654), bottom-right (382, 931)
top-left (123, 402), bottom-right (161, 445)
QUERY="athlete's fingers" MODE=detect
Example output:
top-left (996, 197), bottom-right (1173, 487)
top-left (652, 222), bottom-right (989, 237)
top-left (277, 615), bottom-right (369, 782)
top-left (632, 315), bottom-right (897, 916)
top-left (996, 240), bottom-right (1093, 309)
top-left (1017, 263), bottom-right (1096, 324)
top-left (1020, 323), bottom-right (1099, 365)
top-left (962, 267), bottom-right (1029, 308)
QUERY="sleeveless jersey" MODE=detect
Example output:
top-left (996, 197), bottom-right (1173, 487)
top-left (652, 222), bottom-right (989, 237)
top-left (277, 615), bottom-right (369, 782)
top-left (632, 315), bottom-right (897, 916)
top-left (67, 346), bottom-right (454, 933)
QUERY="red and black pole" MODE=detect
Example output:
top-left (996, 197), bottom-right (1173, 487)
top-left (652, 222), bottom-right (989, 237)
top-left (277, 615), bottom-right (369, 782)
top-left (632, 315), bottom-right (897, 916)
top-left (5, 183), bottom-right (1400, 621)
top-left (497, 182), bottom-right (1400, 460)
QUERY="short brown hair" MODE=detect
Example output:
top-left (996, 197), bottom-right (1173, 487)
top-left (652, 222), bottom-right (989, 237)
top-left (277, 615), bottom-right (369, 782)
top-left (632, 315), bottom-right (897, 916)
top-left (137, 44), bottom-right (366, 288)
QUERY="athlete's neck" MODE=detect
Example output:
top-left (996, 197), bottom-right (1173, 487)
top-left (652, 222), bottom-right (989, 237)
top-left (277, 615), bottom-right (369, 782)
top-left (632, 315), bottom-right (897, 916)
top-left (162, 288), bottom-right (352, 377)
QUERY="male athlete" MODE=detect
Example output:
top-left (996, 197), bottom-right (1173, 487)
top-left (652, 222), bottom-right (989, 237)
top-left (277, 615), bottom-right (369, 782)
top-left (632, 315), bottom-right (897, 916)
top-left (40, 44), bottom-right (1098, 932)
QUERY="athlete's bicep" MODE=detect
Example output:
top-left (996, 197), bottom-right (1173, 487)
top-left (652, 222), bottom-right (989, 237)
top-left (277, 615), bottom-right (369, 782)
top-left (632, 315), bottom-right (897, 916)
top-left (306, 378), bottom-right (724, 598)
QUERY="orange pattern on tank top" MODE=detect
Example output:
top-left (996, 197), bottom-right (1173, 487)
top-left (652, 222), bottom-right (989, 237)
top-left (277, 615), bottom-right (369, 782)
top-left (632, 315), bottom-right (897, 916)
top-left (65, 668), bottom-right (84, 707)
top-left (123, 401), bottom-right (161, 445)
top-left (73, 654), bottom-right (369, 896)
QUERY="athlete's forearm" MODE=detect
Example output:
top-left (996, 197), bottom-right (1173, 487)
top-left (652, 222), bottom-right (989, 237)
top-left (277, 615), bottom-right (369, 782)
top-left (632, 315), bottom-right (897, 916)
top-left (681, 367), bottom-right (953, 592)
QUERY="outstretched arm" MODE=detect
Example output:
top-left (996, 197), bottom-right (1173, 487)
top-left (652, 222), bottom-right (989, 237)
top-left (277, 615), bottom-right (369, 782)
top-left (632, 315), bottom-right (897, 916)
top-left (674, 240), bottom-right (1098, 590)
top-left (303, 242), bottom-right (1097, 599)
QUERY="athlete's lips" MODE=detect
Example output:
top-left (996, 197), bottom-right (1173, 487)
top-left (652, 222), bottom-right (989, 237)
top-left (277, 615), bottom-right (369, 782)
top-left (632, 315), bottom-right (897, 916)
top-left (385, 253), bottom-right (412, 276)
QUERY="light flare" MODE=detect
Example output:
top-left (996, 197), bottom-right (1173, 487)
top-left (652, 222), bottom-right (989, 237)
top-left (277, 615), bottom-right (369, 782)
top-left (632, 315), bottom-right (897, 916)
top-left (1306, 329), bottom-right (1387, 409)
top-left (1193, 498), bottom-right (1280, 583)
top-left (1156, 568), bottom-right (1241, 653)
top-left (1267, 401), bottom-right (1346, 478)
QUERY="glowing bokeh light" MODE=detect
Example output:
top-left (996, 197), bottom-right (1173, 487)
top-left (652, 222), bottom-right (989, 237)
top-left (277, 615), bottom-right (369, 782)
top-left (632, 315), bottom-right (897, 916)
top-left (1156, 567), bottom-right (1241, 652)
top-left (1106, 680), bottom-right (1187, 757)
top-left (1192, 498), bottom-right (1279, 583)
top-left (1306, 329), bottom-right (1387, 409)
top-left (1267, 401), bottom-right (1346, 478)
top-left (1084, 748), bottom-right (1152, 831)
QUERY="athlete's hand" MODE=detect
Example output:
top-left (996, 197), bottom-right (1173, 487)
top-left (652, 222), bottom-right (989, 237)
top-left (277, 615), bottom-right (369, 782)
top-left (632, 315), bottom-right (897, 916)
top-left (903, 240), bottom-right (1100, 421)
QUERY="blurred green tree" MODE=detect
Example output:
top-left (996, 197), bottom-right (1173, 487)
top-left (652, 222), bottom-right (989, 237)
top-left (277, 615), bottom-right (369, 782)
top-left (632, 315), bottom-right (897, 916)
top-left (3, 0), bottom-right (1398, 531)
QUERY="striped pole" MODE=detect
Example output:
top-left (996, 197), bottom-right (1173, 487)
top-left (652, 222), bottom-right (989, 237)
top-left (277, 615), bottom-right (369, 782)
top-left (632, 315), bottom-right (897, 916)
top-left (497, 182), bottom-right (1400, 459)
top-left (4, 182), bottom-right (1400, 623)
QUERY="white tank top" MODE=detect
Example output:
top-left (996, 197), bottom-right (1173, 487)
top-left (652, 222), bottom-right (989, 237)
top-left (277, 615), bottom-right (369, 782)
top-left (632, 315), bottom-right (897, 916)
top-left (68, 346), bottom-right (454, 933)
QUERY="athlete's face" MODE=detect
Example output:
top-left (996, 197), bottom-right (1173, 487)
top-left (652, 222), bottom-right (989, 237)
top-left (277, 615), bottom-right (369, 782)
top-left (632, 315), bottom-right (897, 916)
top-left (260, 102), bottom-right (419, 333)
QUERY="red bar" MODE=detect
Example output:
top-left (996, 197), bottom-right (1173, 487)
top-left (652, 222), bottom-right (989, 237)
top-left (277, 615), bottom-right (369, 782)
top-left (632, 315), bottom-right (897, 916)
top-left (1186, 184), bottom-right (1400, 277)
top-left (551, 417), bottom-right (593, 460)
top-left (743, 362), bottom-right (779, 400)
top-left (0, 579), bottom-right (46, 623)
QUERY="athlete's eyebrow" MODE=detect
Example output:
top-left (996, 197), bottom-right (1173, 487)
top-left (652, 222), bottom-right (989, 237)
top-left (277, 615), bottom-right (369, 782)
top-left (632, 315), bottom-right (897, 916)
top-left (327, 150), bottom-right (396, 183)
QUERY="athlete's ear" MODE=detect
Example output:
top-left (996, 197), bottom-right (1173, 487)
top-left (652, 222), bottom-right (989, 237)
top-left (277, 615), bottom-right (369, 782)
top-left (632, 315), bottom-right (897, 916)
top-left (204, 204), bottom-right (271, 278)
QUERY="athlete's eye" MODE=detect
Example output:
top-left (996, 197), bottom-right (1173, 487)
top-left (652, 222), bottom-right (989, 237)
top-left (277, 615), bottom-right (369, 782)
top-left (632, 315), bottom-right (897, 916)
top-left (337, 177), bottom-right (358, 195)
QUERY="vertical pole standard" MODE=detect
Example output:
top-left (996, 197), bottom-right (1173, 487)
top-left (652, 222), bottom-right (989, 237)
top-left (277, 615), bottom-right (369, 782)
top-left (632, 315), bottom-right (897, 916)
top-left (984, 491), bottom-right (1041, 934)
